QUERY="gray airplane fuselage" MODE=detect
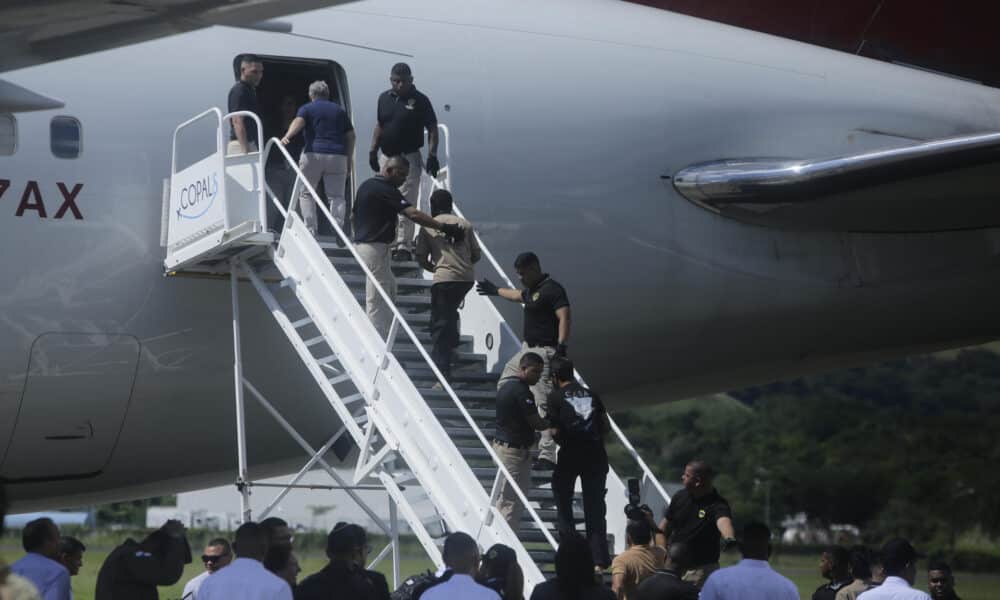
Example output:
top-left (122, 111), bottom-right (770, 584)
top-left (2, 0), bottom-right (999, 508)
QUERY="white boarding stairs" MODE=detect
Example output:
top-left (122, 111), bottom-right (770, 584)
top-left (163, 108), bottom-right (672, 591)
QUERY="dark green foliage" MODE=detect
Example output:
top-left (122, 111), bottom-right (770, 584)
top-left (607, 348), bottom-right (1000, 550)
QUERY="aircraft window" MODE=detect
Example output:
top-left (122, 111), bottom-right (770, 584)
top-left (51, 116), bottom-right (82, 158)
top-left (0, 113), bottom-right (15, 155)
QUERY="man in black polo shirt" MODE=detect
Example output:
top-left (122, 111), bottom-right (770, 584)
top-left (477, 252), bottom-right (570, 470)
top-left (655, 460), bottom-right (736, 589)
top-left (368, 63), bottom-right (440, 262)
top-left (493, 352), bottom-right (552, 534)
top-left (227, 54), bottom-right (263, 155)
top-left (547, 356), bottom-right (611, 568)
top-left (353, 155), bottom-right (462, 337)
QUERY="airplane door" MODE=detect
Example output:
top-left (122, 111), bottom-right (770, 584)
top-left (0, 333), bottom-right (140, 481)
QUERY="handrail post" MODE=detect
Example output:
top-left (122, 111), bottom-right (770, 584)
top-left (230, 259), bottom-right (251, 522)
top-left (389, 498), bottom-right (400, 589)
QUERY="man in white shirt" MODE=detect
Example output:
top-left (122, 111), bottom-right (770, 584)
top-left (9, 518), bottom-right (71, 600)
top-left (858, 539), bottom-right (931, 600)
top-left (197, 522), bottom-right (292, 600)
top-left (421, 532), bottom-right (500, 600)
top-left (700, 521), bottom-right (798, 600)
top-left (181, 538), bottom-right (232, 599)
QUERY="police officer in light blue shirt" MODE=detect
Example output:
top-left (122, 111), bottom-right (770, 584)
top-left (10, 518), bottom-right (71, 600)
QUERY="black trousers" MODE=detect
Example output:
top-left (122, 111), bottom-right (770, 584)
top-left (551, 445), bottom-right (610, 567)
top-left (430, 281), bottom-right (473, 379)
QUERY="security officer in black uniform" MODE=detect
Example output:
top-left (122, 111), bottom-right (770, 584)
top-left (368, 62), bottom-right (440, 261)
top-left (547, 356), bottom-right (611, 568)
top-left (492, 352), bottom-right (553, 534)
top-left (478, 252), bottom-right (570, 471)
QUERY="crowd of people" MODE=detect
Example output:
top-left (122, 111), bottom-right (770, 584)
top-left (0, 463), bottom-right (971, 600)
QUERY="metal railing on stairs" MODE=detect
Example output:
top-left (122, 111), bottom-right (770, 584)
top-left (164, 108), bottom-right (675, 594)
top-left (424, 124), bottom-right (674, 543)
top-left (253, 135), bottom-right (557, 586)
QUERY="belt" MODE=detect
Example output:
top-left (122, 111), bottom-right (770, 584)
top-left (524, 342), bottom-right (556, 350)
top-left (492, 438), bottom-right (531, 450)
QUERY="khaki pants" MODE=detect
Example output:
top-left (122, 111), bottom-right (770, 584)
top-left (499, 344), bottom-right (558, 464)
top-left (355, 242), bottom-right (396, 338)
top-left (492, 441), bottom-right (532, 534)
top-left (298, 152), bottom-right (349, 235)
top-left (682, 562), bottom-right (719, 589)
top-left (379, 151), bottom-right (423, 252)
top-left (226, 140), bottom-right (258, 155)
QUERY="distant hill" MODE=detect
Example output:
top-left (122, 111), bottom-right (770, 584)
top-left (608, 347), bottom-right (1000, 551)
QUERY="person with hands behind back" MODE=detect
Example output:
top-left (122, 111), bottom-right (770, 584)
top-left (547, 356), bottom-right (611, 569)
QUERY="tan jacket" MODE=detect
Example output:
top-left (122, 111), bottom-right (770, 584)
top-left (415, 213), bottom-right (481, 283)
top-left (836, 579), bottom-right (875, 600)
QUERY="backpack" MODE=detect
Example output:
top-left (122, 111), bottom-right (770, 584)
top-left (390, 569), bottom-right (453, 600)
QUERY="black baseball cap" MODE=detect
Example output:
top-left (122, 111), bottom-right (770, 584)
top-left (326, 523), bottom-right (356, 555)
top-left (880, 538), bottom-right (925, 572)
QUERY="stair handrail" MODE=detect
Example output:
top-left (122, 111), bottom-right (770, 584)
top-left (260, 135), bottom-right (559, 550)
top-left (432, 123), bottom-right (673, 509)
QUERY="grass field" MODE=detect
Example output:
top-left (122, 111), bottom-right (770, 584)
top-left (3, 547), bottom-right (997, 599)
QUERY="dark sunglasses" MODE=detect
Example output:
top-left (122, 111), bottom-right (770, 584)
top-left (202, 554), bottom-right (229, 564)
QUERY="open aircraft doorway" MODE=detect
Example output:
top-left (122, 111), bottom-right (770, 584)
top-left (231, 54), bottom-right (354, 236)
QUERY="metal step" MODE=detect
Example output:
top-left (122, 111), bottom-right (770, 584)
top-left (471, 466), bottom-right (555, 482)
top-left (397, 333), bottom-right (474, 348)
top-left (327, 255), bottom-right (422, 274)
top-left (444, 427), bottom-right (496, 439)
top-left (518, 529), bottom-right (561, 544)
top-left (419, 388), bottom-right (495, 402)
top-left (384, 310), bottom-right (430, 326)
top-left (406, 368), bottom-right (498, 383)
top-left (457, 446), bottom-right (492, 460)
top-left (431, 407), bottom-right (494, 420)
top-left (340, 273), bottom-right (432, 290)
top-left (350, 291), bottom-right (430, 309)
top-left (526, 549), bottom-right (556, 562)
top-left (522, 508), bottom-right (582, 523)
top-left (394, 349), bottom-right (484, 366)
